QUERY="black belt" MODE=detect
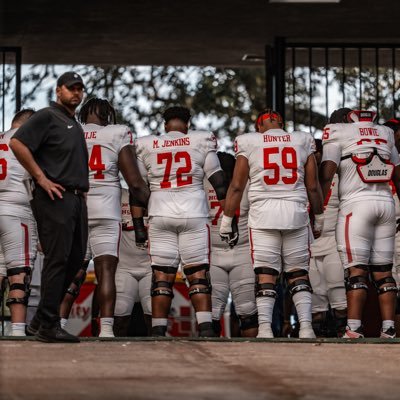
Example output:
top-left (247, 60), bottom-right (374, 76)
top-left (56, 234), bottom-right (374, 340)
top-left (64, 188), bottom-right (86, 196)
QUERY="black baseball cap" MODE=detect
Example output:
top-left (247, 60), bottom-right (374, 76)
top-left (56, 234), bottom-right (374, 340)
top-left (56, 71), bottom-right (85, 88)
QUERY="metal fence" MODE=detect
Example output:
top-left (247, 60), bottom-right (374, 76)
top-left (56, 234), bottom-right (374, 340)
top-left (0, 47), bottom-right (21, 132)
top-left (266, 38), bottom-right (400, 136)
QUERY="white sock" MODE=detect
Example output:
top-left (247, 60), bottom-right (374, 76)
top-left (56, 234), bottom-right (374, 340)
top-left (60, 318), bottom-right (68, 329)
top-left (256, 296), bottom-right (276, 325)
top-left (99, 317), bottom-right (114, 337)
top-left (196, 311), bottom-right (212, 325)
top-left (382, 320), bottom-right (395, 331)
top-left (292, 291), bottom-right (312, 324)
top-left (11, 323), bottom-right (26, 336)
top-left (152, 318), bottom-right (168, 328)
top-left (347, 319), bottom-right (362, 331)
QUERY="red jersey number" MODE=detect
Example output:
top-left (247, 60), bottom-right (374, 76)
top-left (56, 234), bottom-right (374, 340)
top-left (263, 146), bottom-right (298, 185)
top-left (89, 145), bottom-right (106, 180)
top-left (157, 151), bottom-right (193, 189)
top-left (0, 143), bottom-right (9, 180)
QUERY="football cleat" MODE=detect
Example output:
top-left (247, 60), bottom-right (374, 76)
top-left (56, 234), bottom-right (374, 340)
top-left (342, 326), bottom-right (364, 339)
top-left (299, 326), bottom-right (316, 339)
top-left (257, 324), bottom-right (274, 339)
top-left (380, 327), bottom-right (396, 339)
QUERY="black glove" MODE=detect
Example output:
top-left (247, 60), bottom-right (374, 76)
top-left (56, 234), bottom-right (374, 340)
top-left (219, 214), bottom-right (239, 248)
top-left (132, 217), bottom-right (148, 250)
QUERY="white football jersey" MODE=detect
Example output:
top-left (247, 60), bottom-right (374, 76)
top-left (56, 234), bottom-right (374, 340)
top-left (83, 123), bottom-right (133, 220)
top-left (204, 179), bottom-right (250, 251)
top-left (136, 130), bottom-right (220, 218)
top-left (322, 122), bottom-right (399, 206)
top-left (234, 129), bottom-right (315, 229)
top-left (0, 128), bottom-right (32, 218)
top-left (310, 174), bottom-right (339, 257)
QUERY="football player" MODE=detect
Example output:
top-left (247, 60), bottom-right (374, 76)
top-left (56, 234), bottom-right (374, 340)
top-left (220, 109), bottom-right (324, 339)
top-left (309, 136), bottom-right (347, 337)
top-left (59, 98), bottom-right (149, 337)
top-left (320, 109), bottom-right (400, 339)
top-left (136, 106), bottom-right (230, 337)
top-left (113, 186), bottom-right (152, 336)
top-left (0, 109), bottom-right (38, 336)
top-left (205, 152), bottom-right (258, 337)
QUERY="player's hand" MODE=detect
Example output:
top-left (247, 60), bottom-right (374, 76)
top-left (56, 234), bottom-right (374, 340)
top-left (37, 175), bottom-right (65, 200)
top-left (312, 213), bottom-right (324, 239)
top-left (132, 217), bottom-right (148, 250)
top-left (220, 214), bottom-right (239, 248)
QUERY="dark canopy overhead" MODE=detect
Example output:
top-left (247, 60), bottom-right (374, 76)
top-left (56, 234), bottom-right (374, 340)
top-left (1, 0), bottom-right (399, 66)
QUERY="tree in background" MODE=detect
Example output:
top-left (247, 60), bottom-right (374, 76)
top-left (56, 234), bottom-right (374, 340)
top-left (17, 65), bottom-right (266, 146)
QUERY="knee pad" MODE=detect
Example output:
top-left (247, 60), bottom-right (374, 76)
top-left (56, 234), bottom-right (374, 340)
top-left (372, 276), bottom-right (398, 296)
top-left (151, 265), bottom-right (176, 298)
top-left (6, 266), bottom-right (31, 307)
top-left (369, 264), bottom-right (393, 273)
top-left (345, 275), bottom-right (369, 292)
top-left (239, 312), bottom-right (258, 331)
top-left (285, 270), bottom-right (312, 296)
top-left (344, 265), bottom-right (369, 292)
top-left (66, 266), bottom-right (88, 298)
top-left (184, 264), bottom-right (212, 298)
top-left (254, 267), bottom-right (279, 298)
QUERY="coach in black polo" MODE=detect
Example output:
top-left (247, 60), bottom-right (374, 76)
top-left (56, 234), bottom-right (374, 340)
top-left (10, 71), bottom-right (89, 342)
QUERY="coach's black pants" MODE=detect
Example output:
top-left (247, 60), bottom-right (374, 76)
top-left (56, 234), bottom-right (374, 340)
top-left (31, 187), bottom-right (88, 329)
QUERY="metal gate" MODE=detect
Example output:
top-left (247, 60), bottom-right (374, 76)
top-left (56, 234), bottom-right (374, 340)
top-left (266, 38), bottom-right (400, 136)
top-left (0, 47), bottom-right (22, 132)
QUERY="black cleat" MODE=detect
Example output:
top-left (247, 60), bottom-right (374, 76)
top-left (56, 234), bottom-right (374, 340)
top-left (26, 315), bottom-right (41, 336)
top-left (36, 325), bottom-right (80, 343)
top-left (198, 322), bottom-right (217, 337)
top-left (151, 325), bottom-right (167, 337)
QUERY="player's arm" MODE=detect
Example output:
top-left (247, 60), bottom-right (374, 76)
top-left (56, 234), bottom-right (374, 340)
top-left (305, 153), bottom-right (324, 237)
top-left (319, 140), bottom-right (340, 201)
top-left (219, 155), bottom-right (249, 246)
top-left (390, 147), bottom-right (400, 203)
top-left (118, 145), bottom-right (150, 208)
top-left (9, 138), bottom-right (65, 200)
top-left (129, 195), bottom-right (148, 249)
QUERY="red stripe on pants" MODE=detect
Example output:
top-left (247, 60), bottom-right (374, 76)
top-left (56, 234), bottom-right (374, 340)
top-left (249, 228), bottom-right (254, 264)
top-left (20, 223), bottom-right (29, 266)
top-left (345, 212), bottom-right (353, 264)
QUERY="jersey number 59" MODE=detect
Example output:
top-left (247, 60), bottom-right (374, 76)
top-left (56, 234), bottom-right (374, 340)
top-left (0, 143), bottom-right (8, 180)
top-left (263, 146), bottom-right (298, 185)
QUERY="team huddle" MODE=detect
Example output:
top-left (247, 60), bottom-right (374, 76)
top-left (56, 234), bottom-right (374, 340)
top-left (1, 71), bottom-right (400, 342)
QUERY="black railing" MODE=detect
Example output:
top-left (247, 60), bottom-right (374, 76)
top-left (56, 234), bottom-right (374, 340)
top-left (266, 38), bottom-right (400, 135)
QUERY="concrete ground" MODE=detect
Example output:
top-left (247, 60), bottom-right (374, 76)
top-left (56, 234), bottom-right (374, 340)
top-left (1, 338), bottom-right (399, 400)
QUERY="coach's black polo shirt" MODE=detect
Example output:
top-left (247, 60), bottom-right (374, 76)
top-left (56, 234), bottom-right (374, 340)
top-left (13, 101), bottom-right (89, 192)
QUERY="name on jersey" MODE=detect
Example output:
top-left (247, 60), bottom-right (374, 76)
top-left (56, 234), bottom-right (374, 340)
top-left (153, 137), bottom-right (190, 148)
top-left (85, 131), bottom-right (97, 139)
top-left (368, 169), bottom-right (388, 177)
top-left (359, 128), bottom-right (378, 136)
top-left (263, 134), bottom-right (291, 142)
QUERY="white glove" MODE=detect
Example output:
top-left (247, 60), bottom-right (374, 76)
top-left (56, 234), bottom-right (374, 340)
top-left (219, 215), bottom-right (239, 248)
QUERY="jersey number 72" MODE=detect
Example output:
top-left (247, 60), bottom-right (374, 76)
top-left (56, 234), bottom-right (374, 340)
top-left (157, 151), bottom-right (192, 189)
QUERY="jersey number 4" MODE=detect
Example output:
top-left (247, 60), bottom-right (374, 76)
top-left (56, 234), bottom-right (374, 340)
top-left (263, 146), bottom-right (298, 185)
top-left (157, 151), bottom-right (192, 189)
top-left (89, 145), bottom-right (106, 179)
top-left (0, 143), bottom-right (8, 180)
